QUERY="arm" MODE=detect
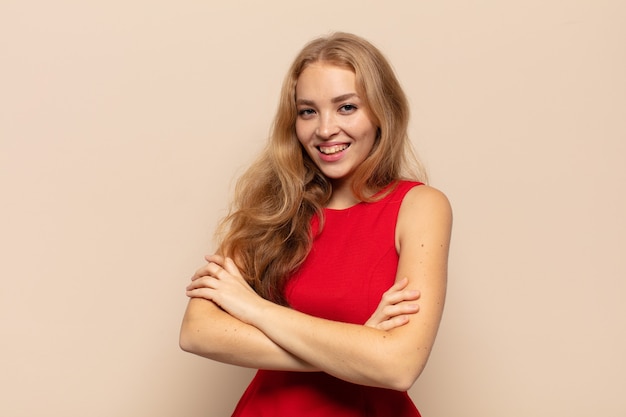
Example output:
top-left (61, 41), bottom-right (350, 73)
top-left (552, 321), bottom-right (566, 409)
top-left (180, 297), bottom-right (315, 371)
top-left (180, 259), bottom-right (420, 371)
top-left (186, 185), bottom-right (452, 390)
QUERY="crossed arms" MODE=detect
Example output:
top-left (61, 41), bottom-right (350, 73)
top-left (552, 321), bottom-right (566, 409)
top-left (180, 185), bottom-right (452, 391)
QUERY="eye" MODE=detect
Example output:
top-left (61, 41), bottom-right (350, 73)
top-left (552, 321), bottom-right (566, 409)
top-left (339, 104), bottom-right (357, 113)
top-left (298, 108), bottom-right (316, 118)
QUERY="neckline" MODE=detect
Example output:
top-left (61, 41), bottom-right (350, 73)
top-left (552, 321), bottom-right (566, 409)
top-left (323, 181), bottom-right (400, 213)
top-left (324, 200), bottom-right (365, 212)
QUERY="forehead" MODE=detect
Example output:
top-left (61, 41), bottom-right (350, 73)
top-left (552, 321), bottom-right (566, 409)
top-left (295, 63), bottom-right (357, 99)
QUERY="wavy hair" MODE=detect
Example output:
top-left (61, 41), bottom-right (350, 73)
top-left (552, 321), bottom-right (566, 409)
top-left (216, 32), bottom-right (426, 305)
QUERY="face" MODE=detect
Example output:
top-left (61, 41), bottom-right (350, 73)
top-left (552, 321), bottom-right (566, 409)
top-left (295, 63), bottom-right (378, 187)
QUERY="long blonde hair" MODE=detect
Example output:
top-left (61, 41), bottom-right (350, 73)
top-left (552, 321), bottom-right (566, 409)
top-left (216, 32), bottom-right (425, 304)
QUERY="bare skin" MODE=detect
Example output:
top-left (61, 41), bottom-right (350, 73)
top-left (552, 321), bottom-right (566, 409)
top-left (180, 269), bottom-right (421, 371)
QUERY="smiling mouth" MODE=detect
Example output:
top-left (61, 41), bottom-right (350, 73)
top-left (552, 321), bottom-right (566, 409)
top-left (318, 144), bottom-right (349, 155)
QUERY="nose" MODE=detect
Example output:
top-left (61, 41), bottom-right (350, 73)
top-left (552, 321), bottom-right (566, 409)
top-left (315, 112), bottom-right (340, 140)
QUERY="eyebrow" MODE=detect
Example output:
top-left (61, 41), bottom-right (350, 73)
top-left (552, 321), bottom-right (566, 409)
top-left (296, 93), bottom-right (359, 106)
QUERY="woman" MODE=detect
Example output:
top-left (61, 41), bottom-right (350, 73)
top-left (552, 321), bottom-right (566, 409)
top-left (180, 32), bottom-right (452, 416)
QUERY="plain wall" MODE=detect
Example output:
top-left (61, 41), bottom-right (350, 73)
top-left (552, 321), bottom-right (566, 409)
top-left (1, 1), bottom-right (624, 416)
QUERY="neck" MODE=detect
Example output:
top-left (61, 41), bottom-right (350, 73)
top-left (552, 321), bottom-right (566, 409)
top-left (326, 179), bottom-right (354, 209)
top-left (327, 179), bottom-right (375, 209)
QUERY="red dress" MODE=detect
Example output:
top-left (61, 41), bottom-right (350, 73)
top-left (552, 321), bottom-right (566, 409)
top-left (231, 181), bottom-right (424, 417)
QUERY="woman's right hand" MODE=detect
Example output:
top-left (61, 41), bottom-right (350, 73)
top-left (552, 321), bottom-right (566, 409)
top-left (364, 277), bottom-right (420, 330)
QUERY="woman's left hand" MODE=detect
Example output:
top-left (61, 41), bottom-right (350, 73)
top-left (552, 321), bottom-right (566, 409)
top-left (186, 254), bottom-right (265, 324)
top-left (364, 277), bottom-right (420, 331)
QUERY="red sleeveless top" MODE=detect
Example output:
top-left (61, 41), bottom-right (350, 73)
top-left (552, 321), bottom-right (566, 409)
top-left (231, 181), bottom-right (423, 417)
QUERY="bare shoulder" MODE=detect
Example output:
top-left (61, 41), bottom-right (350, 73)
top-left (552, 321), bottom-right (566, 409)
top-left (395, 185), bottom-right (452, 249)
top-left (401, 184), bottom-right (452, 222)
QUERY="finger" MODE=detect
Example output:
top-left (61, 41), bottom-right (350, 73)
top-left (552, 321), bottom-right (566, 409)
top-left (383, 277), bottom-right (414, 297)
top-left (188, 271), bottom-right (228, 289)
top-left (191, 264), bottom-right (211, 280)
top-left (381, 288), bottom-right (421, 307)
top-left (401, 289), bottom-right (421, 301)
top-left (377, 315), bottom-right (410, 331)
top-left (191, 265), bottom-right (213, 281)
top-left (391, 277), bottom-right (409, 290)
top-left (223, 257), bottom-right (241, 276)
top-left (195, 260), bottom-right (234, 282)
top-left (192, 258), bottom-right (225, 279)
top-left (205, 253), bottom-right (226, 266)
top-left (381, 303), bottom-right (419, 319)
top-left (187, 277), bottom-right (212, 291)
top-left (186, 287), bottom-right (216, 300)
top-left (368, 301), bottom-right (419, 327)
top-left (390, 278), bottom-right (421, 300)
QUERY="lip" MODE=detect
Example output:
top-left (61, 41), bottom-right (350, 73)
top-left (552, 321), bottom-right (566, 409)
top-left (316, 142), bottom-right (350, 162)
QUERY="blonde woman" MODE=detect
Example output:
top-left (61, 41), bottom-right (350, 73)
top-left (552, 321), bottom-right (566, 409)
top-left (180, 32), bottom-right (452, 417)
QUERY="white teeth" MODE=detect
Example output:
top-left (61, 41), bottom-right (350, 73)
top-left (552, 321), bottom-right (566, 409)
top-left (319, 144), bottom-right (349, 155)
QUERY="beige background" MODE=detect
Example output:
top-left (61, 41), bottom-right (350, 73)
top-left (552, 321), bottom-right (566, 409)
top-left (1, 1), bottom-right (625, 416)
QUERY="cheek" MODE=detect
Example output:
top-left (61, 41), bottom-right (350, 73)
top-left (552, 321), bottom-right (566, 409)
top-left (348, 114), bottom-right (377, 137)
top-left (294, 121), bottom-right (309, 145)
top-left (364, 122), bottom-right (379, 142)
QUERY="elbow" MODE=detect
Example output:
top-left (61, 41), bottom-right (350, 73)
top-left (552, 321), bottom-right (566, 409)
top-left (375, 334), bottom-right (436, 391)
top-left (179, 323), bottom-right (195, 353)
top-left (375, 352), bottom-right (428, 391)
top-left (179, 318), bottom-right (205, 355)
top-left (388, 370), bottom-right (421, 392)
top-left (179, 316), bottom-right (224, 359)
top-left (179, 331), bottom-right (193, 353)
top-left (383, 367), bottom-right (422, 392)
top-left (179, 298), bottom-right (229, 358)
